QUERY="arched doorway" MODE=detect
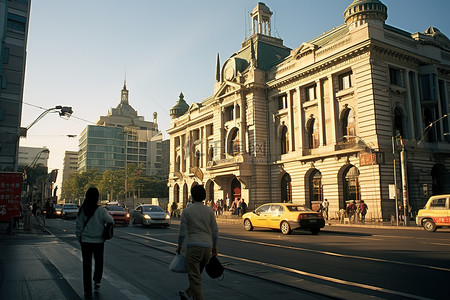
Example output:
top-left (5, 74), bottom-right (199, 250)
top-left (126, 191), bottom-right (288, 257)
top-left (280, 173), bottom-right (292, 203)
top-left (341, 165), bottom-right (360, 208)
top-left (174, 184), bottom-right (179, 204)
top-left (304, 169), bottom-right (322, 209)
top-left (231, 178), bottom-right (241, 201)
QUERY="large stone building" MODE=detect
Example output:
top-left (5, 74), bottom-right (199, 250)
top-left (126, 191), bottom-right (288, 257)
top-left (62, 150), bottom-right (78, 183)
top-left (167, 1), bottom-right (450, 220)
top-left (0, 0), bottom-right (31, 172)
top-left (78, 81), bottom-right (168, 177)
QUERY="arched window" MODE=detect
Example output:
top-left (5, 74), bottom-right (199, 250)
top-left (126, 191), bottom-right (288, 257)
top-left (174, 184), bottom-right (179, 203)
top-left (228, 129), bottom-right (240, 156)
top-left (311, 170), bottom-right (323, 203)
top-left (344, 165), bottom-right (360, 203)
top-left (342, 108), bottom-right (355, 140)
top-left (394, 107), bottom-right (404, 137)
top-left (307, 118), bottom-right (319, 149)
top-left (281, 173), bottom-right (292, 203)
top-left (280, 126), bottom-right (289, 154)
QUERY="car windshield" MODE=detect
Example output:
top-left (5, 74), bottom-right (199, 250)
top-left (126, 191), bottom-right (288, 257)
top-left (55, 205), bottom-right (62, 209)
top-left (64, 204), bottom-right (77, 209)
top-left (142, 206), bottom-right (164, 213)
top-left (106, 206), bottom-right (125, 211)
top-left (286, 205), bottom-right (312, 212)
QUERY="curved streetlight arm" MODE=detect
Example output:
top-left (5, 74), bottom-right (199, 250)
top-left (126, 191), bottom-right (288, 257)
top-left (18, 105), bottom-right (73, 138)
top-left (417, 114), bottom-right (448, 143)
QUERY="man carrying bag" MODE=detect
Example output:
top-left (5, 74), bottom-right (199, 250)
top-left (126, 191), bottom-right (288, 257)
top-left (177, 185), bottom-right (218, 300)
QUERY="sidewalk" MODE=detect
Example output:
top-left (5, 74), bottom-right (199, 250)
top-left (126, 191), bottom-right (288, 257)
top-left (0, 215), bottom-right (422, 300)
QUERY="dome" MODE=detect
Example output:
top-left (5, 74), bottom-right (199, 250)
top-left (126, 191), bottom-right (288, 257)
top-left (344, 0), bottom-right (387, 27)
top-left (170, 92), bottom-right (189, 118)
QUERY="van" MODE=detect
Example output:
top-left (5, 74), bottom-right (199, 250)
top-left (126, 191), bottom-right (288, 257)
top-left (416, 195), bottom-right (450, 232)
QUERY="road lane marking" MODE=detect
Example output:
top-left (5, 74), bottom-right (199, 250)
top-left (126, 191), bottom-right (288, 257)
top-left (124, 232), bottom-right (432, 300)
top-left (220, 236), bottom-right (450, 272)
top-left (219, 253), bottom-right (433, 300)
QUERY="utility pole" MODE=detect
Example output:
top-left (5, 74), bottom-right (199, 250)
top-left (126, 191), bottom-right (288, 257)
top-left (392, 136), bottom-right (399, 226)
top-left (399, 137), bottom-right (409, 226)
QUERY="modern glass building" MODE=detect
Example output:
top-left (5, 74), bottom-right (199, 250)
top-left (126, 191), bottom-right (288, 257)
top-left (77, 82), bottom-right (168, 176)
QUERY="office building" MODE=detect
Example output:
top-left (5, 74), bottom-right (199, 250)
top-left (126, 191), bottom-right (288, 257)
top-left (0, 0), bottom-right (31, 171)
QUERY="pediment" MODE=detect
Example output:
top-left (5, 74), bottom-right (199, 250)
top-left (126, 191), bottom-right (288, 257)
top-left (187, 102), bottom-right (202, 113)
top-left (214, 81), bottom-right (243, 99)
top-left (293, 42), bottom-right (317, 59)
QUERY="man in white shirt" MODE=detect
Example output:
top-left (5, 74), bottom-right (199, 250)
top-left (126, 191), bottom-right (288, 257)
top-left (322, 199), bottom-right (329, 220)
top-left (177, 185), bottom-right (218, 300)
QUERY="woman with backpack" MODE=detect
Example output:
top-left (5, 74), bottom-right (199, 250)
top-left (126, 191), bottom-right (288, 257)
top-left (75, 187), bottom-right (114, 298)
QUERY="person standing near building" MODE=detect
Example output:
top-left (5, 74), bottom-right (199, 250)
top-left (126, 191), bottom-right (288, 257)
top-left (75, 187), bottom-right (114, 298)
top-left (177, 185), bottom-right (218, 300)
top-left (321, 199), bottom-right (329, 220)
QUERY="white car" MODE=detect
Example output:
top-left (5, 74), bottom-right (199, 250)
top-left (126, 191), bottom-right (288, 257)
top-left (61, 204), bottom-right (79, 219)
top-left (131, 205), bottom-right (170, 227)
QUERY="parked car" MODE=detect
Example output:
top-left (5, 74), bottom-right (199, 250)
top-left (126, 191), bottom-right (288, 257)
top-left (131, 204), bottom-right (170, 227)
top-left (416, 195), bottom-right (450, 232)
top-left (106, 205), bottom-right (130, 226)
top-left (242, 203), bottom-right (325, 235)
top-left (61, 203), bottom-right (79, 219)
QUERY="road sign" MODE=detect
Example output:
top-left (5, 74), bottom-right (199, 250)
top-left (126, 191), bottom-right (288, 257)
top-left (0, 172), bottom-right (23, 221)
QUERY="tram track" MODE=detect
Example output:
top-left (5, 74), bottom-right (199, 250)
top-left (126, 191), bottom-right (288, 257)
top-left (115, 231), bottom-right (432, 300)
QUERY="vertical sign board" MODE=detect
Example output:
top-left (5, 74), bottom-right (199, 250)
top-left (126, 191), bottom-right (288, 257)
top-left (0, 172), bottom-right (23, 221)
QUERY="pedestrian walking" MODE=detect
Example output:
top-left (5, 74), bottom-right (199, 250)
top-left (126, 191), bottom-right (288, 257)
top-left (75, 187), bottom-right (114, 298)
top-left (359, 200), bottom-right (368, 223)
top-left (321, 199), bottom-right (329, 220)
top-left (240, 198), bottom-right (247, 216)
top-left (177, 185), bottom-right (218, 300)
top-left (171, 201), bottom-right (178, 218)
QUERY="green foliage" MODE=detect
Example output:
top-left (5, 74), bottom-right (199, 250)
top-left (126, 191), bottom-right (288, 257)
top-left (61, 165), bottom-right (168, 202)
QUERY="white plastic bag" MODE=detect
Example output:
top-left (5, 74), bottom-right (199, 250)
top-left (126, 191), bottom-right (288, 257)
top-left (169, 254), bottom-right (186, 273)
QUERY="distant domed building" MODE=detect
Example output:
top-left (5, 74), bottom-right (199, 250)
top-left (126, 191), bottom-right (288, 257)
top-left (78, 80), bottom-right (168, 183)
top-left (167, 1), bottom-right (450, 221)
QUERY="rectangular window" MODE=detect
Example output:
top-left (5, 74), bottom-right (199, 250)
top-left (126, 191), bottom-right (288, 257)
top-left (7, 13), bottom-right (27, 32)
top-left (419, 74), bottom-right (437, 102)
top-left (338, 71), bottom-right (352, 90)
top-left (224, 106), bottom-right (234, 122)
top-left (389, 67), bottom-right (402, 86)
top-left (305, 85), bottom-right (316, 101)
top-left (277, 95), bottom-right (288, 110)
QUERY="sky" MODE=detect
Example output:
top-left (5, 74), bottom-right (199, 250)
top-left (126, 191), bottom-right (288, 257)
top-left (19, 0), bottom-right (450, 194)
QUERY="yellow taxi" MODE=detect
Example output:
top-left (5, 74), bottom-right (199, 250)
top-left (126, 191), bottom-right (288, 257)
top-left (242, 203), bottom-right (325, 235)
top-left (416, 195), bottom-right (450, 232)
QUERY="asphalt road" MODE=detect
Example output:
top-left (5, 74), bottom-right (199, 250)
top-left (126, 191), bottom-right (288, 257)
top-left (44, 218), bottom-right (450, 300)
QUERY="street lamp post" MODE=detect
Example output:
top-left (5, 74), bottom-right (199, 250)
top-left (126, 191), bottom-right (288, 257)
top-left (23, 148), bottom-right (50, 231)
top-left (19, 105), bottom-right (73, 230)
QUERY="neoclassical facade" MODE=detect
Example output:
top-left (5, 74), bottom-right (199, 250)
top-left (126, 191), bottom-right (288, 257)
top-left (167, 1), bottom-right (450, 220)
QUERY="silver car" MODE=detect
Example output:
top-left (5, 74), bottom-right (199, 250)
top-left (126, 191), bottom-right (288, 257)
top-left (61, 203), bottom-right (79, 219)
top-left (131, 205), bottom-right (170, 227)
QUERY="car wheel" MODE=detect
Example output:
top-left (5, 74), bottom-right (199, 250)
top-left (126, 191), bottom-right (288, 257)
top-left (244, 219), bottom-right (254, 231)
top-left (310, 228), bottom-right (320, 235)
top-left (280, 221), bottom-right (291, 235)
top-left (423, 219), bottom-right (437, 232)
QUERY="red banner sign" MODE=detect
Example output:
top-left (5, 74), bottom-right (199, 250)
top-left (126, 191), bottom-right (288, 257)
top-left (0, 172), bottom-right (23, 221)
